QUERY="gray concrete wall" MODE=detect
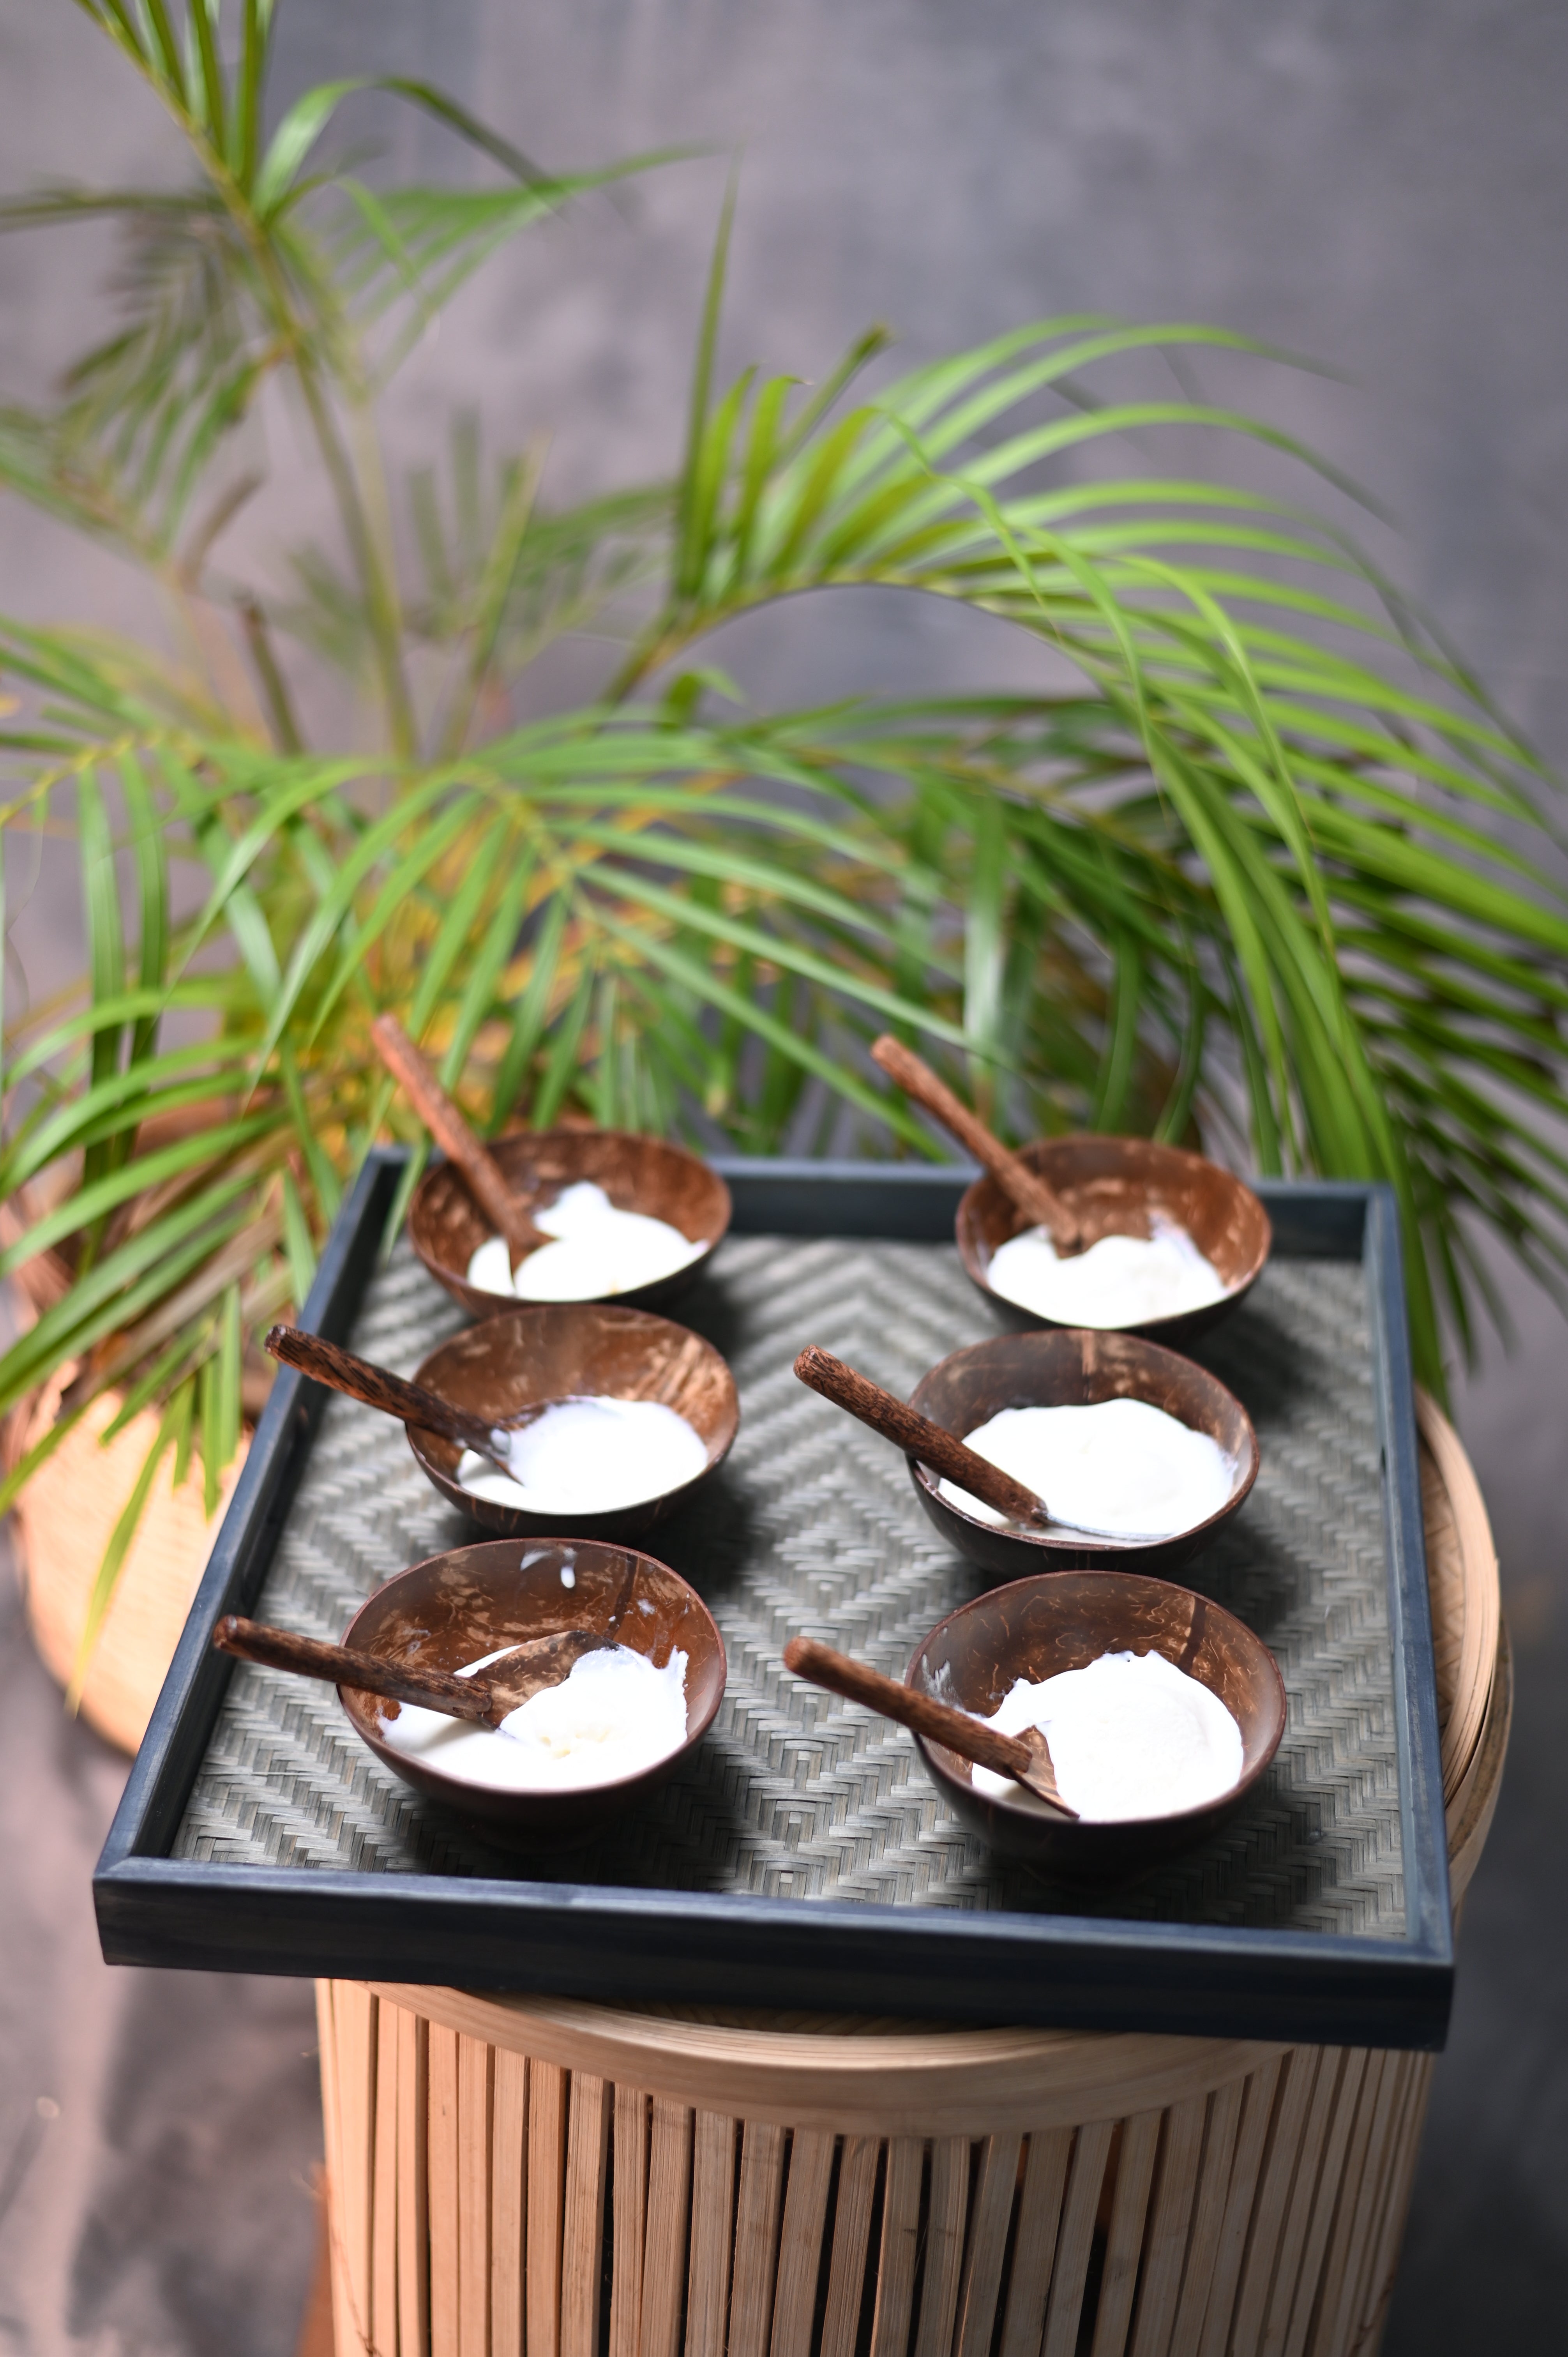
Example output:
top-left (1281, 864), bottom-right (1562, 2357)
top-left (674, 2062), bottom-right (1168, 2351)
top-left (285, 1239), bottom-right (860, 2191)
top-left (1, 5), bottom-right (1565, 2348)
top-left (5, 3), bottom-right (1568, 739)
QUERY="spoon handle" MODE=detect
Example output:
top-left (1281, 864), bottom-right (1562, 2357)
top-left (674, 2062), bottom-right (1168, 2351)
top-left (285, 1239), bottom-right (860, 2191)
top-left (371, 1013), bottom-right (547, 1260)
top-left (783, 1636), bottom-right (1028, 1777)
top-left (215, 1615), bottom-right (500, 1724)
top-left (265, 1324), bottom-right (513, 1476)
top-left (870, 1035), bottom-right (1081, 1250)
top-left (793, 1345), bottom-right (1049, 1528)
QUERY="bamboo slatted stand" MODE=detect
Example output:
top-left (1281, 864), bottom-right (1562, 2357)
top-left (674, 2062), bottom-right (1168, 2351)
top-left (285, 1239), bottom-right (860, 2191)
top-left (313, 1394), bottom-right (1508, 2357)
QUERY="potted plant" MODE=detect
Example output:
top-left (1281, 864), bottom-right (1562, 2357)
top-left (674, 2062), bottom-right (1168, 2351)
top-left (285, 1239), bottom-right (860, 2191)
top-left (4, 1), bottom-right (1565, 1747)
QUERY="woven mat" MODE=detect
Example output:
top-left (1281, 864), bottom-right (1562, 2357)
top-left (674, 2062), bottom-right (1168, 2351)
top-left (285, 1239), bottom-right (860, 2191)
top-left (176, 1235), bottom-right (1405, 1938)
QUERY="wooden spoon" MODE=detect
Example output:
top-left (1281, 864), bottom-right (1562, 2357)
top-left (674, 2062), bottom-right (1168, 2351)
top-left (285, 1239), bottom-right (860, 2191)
top-left (793, 1345), bottom-right (1051, 1528)
top-left (214, 1615), bottom-right (603, 1724)
top-left (372, 1012), bottom-right (548, 1269)
top-left (870, 1034), bottom-right (1082, 1253)
top-left (266, 1323), bottom-right (520, 1482)
top-left (783, 1635), bottom-right (1077, 1817)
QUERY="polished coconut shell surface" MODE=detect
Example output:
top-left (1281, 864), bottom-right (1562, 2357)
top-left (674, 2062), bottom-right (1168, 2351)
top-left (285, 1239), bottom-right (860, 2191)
top-left (907, 1569), bottom-right (1284, 1879)
top-left (339, 1538), bottom-right (726, 1848)
top-left (409, 1127), bottom-right (732, 1317)
top-left (957, 1134), bottom-right (1271, 1346)
top-left (906, 1327), bottom-right (1258, 1578)
top-left (406, 1304), bottom-right (738, 1541)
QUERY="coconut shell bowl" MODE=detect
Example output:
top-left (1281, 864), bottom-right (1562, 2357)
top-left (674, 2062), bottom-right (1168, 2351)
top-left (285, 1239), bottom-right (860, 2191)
top-left (907, 1570), bottom-right (1285, 1879)
top-left (907, 1328), bottom-right (1258, 1578)
top-left (339, 1538), bottom-right (726, 1849)
top-left (407, 1304), bottom-right (738, 1543)
top-left (409, 1126), bottom-right (732, 1318)
top-left (956, 1134), bottom-right (1271, 1346)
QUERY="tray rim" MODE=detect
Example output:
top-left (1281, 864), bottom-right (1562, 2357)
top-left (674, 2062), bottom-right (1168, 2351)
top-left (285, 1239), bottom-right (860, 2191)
top-left (94, 1150), bottom-right (1454, 2050)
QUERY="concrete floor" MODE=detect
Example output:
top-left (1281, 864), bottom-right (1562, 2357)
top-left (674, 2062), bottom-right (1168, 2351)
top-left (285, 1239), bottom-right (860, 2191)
top-left (1380, 1270), bottom-right (1568, 2349)
top-left (0, 1546), bottom-right (322, 2357)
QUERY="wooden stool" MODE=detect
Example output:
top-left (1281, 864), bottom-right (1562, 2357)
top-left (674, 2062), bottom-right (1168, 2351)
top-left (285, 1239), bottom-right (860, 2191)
top-left (313, 1396), bottom-right (1508, 2357)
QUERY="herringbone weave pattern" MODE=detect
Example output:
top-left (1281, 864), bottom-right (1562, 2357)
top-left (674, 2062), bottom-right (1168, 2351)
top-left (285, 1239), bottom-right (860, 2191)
top-left (176, 1234), bottom-right (1405, 1935)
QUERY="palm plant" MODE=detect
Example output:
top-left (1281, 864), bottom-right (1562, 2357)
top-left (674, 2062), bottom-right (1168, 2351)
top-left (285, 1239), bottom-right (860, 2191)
top-left (4, 1), bottom-right (1566, 1677)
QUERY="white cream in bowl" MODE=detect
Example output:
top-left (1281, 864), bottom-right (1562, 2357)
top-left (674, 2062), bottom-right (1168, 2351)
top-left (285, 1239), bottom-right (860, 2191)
top-left (456, 1395), bottom-right (709, 1516)
top-left (378, 1640), bottom-right (690, 1792)
top-left (467, 1181), bottom-right (706, 1301)
top-left (969, 1648), bottom-right (1244, 1821)
top-left (985, 1214), bottom-right (1228, 1328)
top-left (934, 1396), bottom-right (1238, 1543)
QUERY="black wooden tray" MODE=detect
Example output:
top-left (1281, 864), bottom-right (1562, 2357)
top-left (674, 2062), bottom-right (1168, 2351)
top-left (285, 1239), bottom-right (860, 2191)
top-left (94, 1156), bottom-right (1452, 2048)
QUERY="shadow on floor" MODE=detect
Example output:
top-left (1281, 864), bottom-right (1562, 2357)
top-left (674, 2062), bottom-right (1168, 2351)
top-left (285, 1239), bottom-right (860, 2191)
top-left (0, 1548), bottom-right (321, 2357)
top-left (1383, 1298), bottom-right (1568, 2349)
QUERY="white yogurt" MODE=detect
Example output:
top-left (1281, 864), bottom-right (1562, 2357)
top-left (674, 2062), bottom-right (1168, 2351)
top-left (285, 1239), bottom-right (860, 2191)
top-left (986, 1213), bottom-right (1228, 1328)
top-left (457, 1394), bottom-right (708, 1514)
top-left (971, 1648), bottom-right (1244, 1820)
top-left (467, 1180), bottom-right (706, 1301)
top-left (378, 1639), bottom-right (690, 1791)
top-left (935, 1396), bottom-right (1236, 1542)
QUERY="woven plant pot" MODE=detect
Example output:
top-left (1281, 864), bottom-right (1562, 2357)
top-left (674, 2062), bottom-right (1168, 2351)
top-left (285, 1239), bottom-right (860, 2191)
top-left (2, 1157), bottom-right (255, 1757)
top-left (11, 1363), bottom-right (247, 1756)
top-left (314, 1397), bottom-right (1508, 2357)
top-left (1, 1131), bottom-right (268, 1763)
